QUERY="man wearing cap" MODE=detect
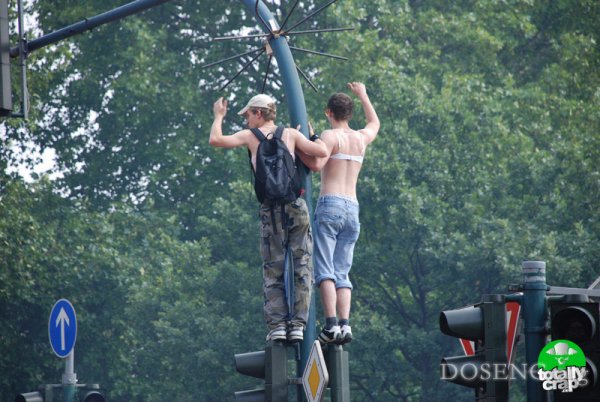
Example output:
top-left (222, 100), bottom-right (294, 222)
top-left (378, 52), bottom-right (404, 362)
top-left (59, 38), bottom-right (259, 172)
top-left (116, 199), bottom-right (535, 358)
top-left (210, 94), bottom-right (327, 342)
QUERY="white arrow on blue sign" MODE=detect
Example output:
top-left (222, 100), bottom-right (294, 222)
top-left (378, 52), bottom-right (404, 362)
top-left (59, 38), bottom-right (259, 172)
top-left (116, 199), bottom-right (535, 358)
top-left (48, 299), bottom-right (77, 358)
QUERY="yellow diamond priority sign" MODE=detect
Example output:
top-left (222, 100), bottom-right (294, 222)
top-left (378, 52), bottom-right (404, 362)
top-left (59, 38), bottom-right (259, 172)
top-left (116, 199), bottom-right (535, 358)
top-left (302, 340), bottom-right (329, 402)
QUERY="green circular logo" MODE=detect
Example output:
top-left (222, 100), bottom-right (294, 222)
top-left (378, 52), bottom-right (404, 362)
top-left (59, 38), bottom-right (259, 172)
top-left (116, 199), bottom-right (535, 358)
top-left (538, 340), bottom-right (586, 370)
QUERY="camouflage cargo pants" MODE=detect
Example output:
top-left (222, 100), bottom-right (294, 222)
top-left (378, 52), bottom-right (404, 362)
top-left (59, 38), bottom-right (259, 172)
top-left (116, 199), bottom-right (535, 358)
top-left (259, 198), bottom-right (313, 330)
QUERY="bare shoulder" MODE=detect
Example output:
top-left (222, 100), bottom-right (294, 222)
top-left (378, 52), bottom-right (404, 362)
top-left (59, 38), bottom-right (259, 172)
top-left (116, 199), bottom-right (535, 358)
top-left (283, 127), bottom-right (304, 142)
top-left (357, 127), bottom-right (377, 145)
top-left (239, 128), bottom-right (253, 136)
top-left (320, 129), bottom-right (336, 139)
top-left (284, 126), bottom-right (302, 136)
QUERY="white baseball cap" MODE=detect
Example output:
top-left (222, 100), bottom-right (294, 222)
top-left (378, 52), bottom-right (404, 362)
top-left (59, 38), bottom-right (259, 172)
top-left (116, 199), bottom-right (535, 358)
top-left (237, 94), bottom-right (277, 115)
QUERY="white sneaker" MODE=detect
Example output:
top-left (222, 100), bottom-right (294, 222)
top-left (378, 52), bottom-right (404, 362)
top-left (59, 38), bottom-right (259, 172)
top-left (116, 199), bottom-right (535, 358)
top-left (266, 325), bottom-right (287, 342)
top-left (287, 325), bottom-right (304, 342)
top-left (340, 325), bottom-right (353, 344)
top-left (318, 325), bottom-right (342, 344)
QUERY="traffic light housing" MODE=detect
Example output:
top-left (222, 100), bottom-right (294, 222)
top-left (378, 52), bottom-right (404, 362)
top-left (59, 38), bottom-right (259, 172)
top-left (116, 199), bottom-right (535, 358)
top-left (14, 392), bottom-right (43, 402)
top-left (15, 384), bottom-right (55, 402)
top-left (15, 384), bottom-right (104, 402)
top-left (549, 294), bottom-right (600, 401)
top-left (0, 0), bottom-right (12, 116)
top-left (440, 295), bottom-right (509, 401)
top-left (80, 384), bottom-right (105, 402)
top-left (234, 342), bottom-right (288, 402)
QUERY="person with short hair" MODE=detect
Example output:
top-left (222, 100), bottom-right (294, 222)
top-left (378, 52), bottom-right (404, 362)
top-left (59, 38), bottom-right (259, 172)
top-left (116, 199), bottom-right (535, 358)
top-left (300, 82), bottom-right (380, 344)
top-left (209, 94), bottom-right (327, 342)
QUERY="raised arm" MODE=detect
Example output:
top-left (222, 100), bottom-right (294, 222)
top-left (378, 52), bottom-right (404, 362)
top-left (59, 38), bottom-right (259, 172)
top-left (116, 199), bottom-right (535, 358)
top-left (297, 129), bottom-right (336, 172)
top-left (209, 97), bottom-right (249, 148)
top-left (292, 128), bottom-right (329, 158)
top-left (348, 82), bottom-right (380, 145)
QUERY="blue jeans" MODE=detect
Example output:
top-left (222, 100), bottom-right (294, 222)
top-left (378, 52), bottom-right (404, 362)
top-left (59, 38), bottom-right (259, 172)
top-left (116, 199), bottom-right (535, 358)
top-left (313, 195), bottom-right (360, 289)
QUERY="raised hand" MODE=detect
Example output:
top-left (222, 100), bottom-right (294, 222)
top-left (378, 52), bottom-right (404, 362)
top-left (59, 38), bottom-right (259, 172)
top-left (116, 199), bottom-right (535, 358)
top-left (213, 97), bottom-right (228, 118)
top-left (347, 82), bottom-right (367, 98)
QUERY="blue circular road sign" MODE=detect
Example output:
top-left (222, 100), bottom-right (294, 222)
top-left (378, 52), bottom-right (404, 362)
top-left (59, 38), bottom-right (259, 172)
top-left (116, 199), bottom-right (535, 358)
top-left (48, 299), bottom-right (77, 358)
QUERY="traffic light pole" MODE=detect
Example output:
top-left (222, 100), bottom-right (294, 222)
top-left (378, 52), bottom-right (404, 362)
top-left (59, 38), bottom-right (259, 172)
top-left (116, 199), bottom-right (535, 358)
top-left (62, 351), bottom-right (77, 402)
top-left (0, 0), bottom-right (11, 115)
top-left (16, 0), bottom-right (28, 118)
top-left (521, 261), bottom-right (548, 402)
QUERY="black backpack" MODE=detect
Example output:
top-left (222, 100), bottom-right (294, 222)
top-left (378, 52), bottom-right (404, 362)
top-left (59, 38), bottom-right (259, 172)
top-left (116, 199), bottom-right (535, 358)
top-left (249, 126), bottom-right (305, 205)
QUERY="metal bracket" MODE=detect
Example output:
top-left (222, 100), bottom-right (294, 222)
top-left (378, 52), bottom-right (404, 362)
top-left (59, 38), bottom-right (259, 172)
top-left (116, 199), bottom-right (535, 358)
top-left (204, 0), bottom-right (353, 93)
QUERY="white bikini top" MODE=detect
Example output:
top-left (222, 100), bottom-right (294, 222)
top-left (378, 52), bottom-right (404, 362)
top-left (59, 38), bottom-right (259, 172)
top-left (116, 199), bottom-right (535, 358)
top-left (330, 153), bottom-right (364, 163)
top-left (329, 130), bottom-right (365, 163)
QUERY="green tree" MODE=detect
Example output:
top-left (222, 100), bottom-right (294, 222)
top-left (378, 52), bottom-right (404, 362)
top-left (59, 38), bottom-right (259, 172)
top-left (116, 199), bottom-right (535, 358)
top-left (2, 1), bottom-right (600, 401)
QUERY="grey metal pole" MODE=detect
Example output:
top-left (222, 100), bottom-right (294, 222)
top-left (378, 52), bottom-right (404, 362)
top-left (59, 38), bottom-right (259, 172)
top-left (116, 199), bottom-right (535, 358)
top-left (10, 0), bottom-right (174, 57)
top-left (62, 350), bottom-right (77, 402)
top-left (522, 261), bottom-right (548, 402)
top-left (0, 0), bottom-right (12, 115)
top-left (238, 3), bottom-right (316, 400)
top-left (17, 0), bottom-right (27, 119)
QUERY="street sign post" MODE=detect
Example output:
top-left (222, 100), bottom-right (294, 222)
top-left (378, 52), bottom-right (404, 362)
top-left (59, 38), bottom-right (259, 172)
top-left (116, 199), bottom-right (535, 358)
top-left (49, 299), bottom-right (78, 402)
top-left (48, 299), bottom-right (77, 358)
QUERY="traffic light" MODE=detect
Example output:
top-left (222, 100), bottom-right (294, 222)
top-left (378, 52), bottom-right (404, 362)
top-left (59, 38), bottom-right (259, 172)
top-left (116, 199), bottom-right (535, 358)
top-left (440, 295), bottom-right (509, 401)
top-left (14, 392), bottom-right (43, 402)
top-left (80, 384), bottom-right (105, 402)
top-left (0, 0), bottom-right (12, 116)
top-left (548, 294), bottom-right (600, 401)
top-left (234, 342), bottom-right (288, 402)
top-left (15, 384), bottom-right (55, 402)
top-left (16, 384), bottom-right (104, 402)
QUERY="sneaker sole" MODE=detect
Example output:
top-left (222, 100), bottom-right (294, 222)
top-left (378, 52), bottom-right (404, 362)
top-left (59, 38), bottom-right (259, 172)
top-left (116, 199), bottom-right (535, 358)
top-left (287, 331), bottom-right (304, 341)
top-left (339, 334), bottom-right (352, 345)
top-left (267, 328), bottom-right (287, 342)
top-left (318, 334), bottom-right (341, 344)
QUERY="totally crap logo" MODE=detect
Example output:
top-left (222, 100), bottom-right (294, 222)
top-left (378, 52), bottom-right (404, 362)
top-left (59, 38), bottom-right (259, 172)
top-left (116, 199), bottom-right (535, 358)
top-left (537, 340), bottom-right (589, 393)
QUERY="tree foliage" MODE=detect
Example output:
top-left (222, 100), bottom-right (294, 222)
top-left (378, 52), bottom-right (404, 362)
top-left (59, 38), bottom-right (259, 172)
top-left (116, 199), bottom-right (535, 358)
top-left (1, 0), bottom-right (600, 401)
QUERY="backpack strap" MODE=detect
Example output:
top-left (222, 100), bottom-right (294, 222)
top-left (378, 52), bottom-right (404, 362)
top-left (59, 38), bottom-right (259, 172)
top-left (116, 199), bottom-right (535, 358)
top-left (270, 204), bottom-right (277, 235)
top-left (250, 127), bottom-right (267, 142)
top-left (273, 125), bottom-right (284, 140)
top-left (248, 128), bottom-right (267, 174)
top-left (247, 149), bottom-right (255, 174)
top-left (281, 204), bottom-right (288, 244)
top-left (271, 204), bottom-right (290, 241)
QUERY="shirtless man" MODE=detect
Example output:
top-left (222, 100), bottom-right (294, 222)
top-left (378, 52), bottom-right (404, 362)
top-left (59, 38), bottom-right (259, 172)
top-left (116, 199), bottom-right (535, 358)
top-left (301, 82), bottom-right (380, 344)
top-left (210, 93), bottom-right (328, 342)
